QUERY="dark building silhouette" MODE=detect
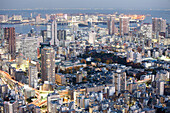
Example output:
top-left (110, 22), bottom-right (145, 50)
top-left (4, 27), bottom-right (16, 59)
top-left (57, 30), bottom-right (66, 41)
top-left (108, 17), bottom-right (115, 35)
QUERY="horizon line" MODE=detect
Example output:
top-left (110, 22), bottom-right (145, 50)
top-left (0, 8), bottom-right (170, 11)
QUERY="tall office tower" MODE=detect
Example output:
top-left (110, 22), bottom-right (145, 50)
top-left (20, 37), bottom-right (38, 60)
top-left (108, 17), bottom-right (115, 35)
top-left (156, 80), bottom-right (164, 95)
top-left (152, 18), bottom-right (166, 33)
top-left (141, 23), bottom-right (152, 39)
top-left (41, 30), bottom-right (47, 42)
top-left (4, 27), bottom-right (16, 59)
top-left (41, 46), bottom-right (55, 84)
top-left (47, 24), bottom-right (51, 40)
top-left (168, 24), bottom-right (170, 37)
top-left (29, 66), bottom-right (38, 88)
top-left (57, 30), bottom-right (66, 41)
top-left (49, 20), bottom-right (58, 46)
top-left (114, 69), bottom-right (126, 94)
top-left (89, 31), bottom-right (96, 45)
top-left (0, 27), bottom-right (4, 45)
top-left (119, 17), bottom-right (129, 36)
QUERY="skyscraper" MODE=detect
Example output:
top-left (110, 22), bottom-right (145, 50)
top-left (20, 37), bottom-right (38, 60)
top-left (57, 30), bottom-right (66, 41)
top-left (114, 69), bottom-right (127, 94)
top-left (29, 66), bottom-right (38, 88)
top-left (0, 27), bottom-right (4, 45)
top-left (152, 18), bottom-right (166, 33)
top-left (41, 46), bottom-right (55, 84)
top-left (89, 31), bottom-right (96, 45)
top-left (4, 27), bottom-right (16, 59)
top-left (119, 17), bottom-right (129, 36)
top-left (156, 80), bottom-right (164, 95)
top-left (108, 17), bottom-right (115, 35)
top-left (141, 23), bottom-right (152, 39)
top-left (41, 30), bottom-right (47, 42)
top-left (47, 20), bottom-right (58, 46)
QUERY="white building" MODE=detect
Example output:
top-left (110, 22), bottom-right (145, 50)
top-left (156, 80), bottom-right (164, 95)
top-left (28, 66), bottom-right (38, 88)
top-left (20, 37), bottom-right (38, 60)
top-left (141, 23), bottom-right (152, 39)
top-left (89, 31), bottom-right (96, 45)
top-left (47, 20), bottom-right (58, 46)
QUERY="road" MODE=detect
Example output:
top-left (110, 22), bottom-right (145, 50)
top-left (137, 78), bottom-right (151, 84)
top-left (0, 70), bottom-right (69, 107)
top-left (0, 70), bottom-right (41, 106)
top-left (1, 69), bottom-right (148, 107)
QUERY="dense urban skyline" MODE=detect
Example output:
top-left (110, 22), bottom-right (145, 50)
top-left (1, 0), bottom-right (170, 9)
top-left (0, 1), bottom-right (170, 112)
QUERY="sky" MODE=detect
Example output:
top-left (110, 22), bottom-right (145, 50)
top-left (0, 0), bottom-right (170, 10)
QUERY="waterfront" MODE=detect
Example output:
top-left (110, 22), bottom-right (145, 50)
top-left (0, 9), bottom-right (170, 22)
top-left (1, 9), bottom-right (169, 34)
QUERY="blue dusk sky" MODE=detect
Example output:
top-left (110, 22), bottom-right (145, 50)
top-left (0, 0), bottom-right (170, 9)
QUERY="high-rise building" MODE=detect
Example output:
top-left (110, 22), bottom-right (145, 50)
top-left (41, 30), bottom-right (47, 42)
top-left (156, 80), bottom-right (164, 95)
top-left (57, 30), bottom-right (66, 41)
top-left (41, 46), bottom-right (55, 84)
top-left (114, 69), bottom-right (127, 94)
top-left (89, 31), bottom-right (96, 45)
top-left (47, 20), bottom-right (58, 46)
top-left (152, 18), bottom-right (166, 33)
top-left (20, 37), bottom-right (38, 60)
top-left (108, 17), bottom-right (115, 35)
top-left (141, 23), bottom-right (152, 39)
top-left (119, 17), bottom-right (129, 36)
top-left (4, 27), bottom-right (16, 59)
top-left (47, 24), bottom-right (51, 40)
top-left (0, 27), bottom-right (4, 45)
top-left (29, 66), bottom-right (38, 88)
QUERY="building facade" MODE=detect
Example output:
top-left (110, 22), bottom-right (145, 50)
top-left (4, 27), bottom-right (16, 59)
top-left (152, 18), bottom-right (166, 33)
top-left (119, 17), bottom-right (129, 36)
top-left (108, 17), bottom-right (115, 35)
top-left (41, 46), bottom-right (55, 84)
